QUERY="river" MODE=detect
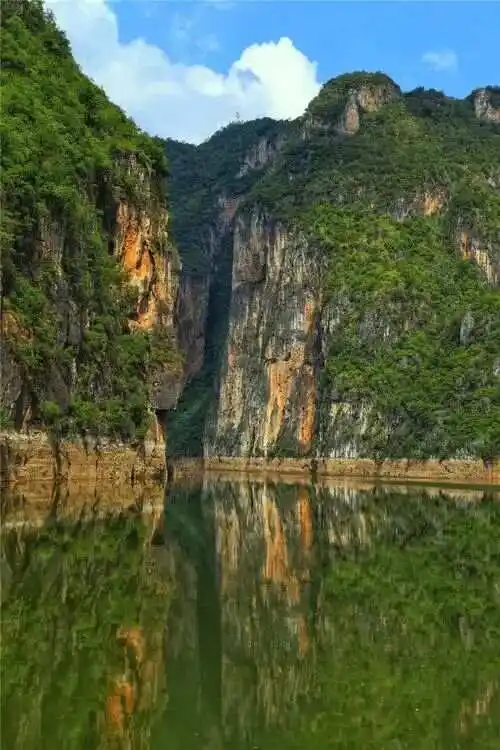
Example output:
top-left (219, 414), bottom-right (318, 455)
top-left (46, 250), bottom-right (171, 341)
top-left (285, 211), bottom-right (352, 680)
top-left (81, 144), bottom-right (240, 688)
top-left (1, 476), bottom-right (499, 748)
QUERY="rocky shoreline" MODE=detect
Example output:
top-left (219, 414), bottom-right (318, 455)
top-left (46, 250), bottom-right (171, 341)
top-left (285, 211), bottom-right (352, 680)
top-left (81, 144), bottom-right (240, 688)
top-left (177, 456), bottom-right (500, 486)
top-left (1, 431), bottom-right (499, 489)
top-left (0, 431), bottom-right (166, 488)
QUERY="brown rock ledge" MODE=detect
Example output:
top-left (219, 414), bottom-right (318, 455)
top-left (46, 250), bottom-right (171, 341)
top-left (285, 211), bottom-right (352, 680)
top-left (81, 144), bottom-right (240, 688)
top-left (0, 430), bottom-right (165, 489)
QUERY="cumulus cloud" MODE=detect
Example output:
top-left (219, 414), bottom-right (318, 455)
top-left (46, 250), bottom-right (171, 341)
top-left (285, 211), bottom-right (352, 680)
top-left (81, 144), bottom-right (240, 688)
top-left (44, 0), bottom-right (320, 143)
top-left (421, 49), bottom-right (458, 72)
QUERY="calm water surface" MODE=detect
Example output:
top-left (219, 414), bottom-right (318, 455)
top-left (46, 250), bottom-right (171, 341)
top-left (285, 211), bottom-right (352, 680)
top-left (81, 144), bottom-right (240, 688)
top-left (1, 478), bottom-right (500, 749)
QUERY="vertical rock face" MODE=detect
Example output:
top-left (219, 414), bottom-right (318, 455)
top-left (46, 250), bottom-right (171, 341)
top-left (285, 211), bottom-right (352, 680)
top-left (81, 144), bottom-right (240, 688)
top-left (115, 200), bottom-right (177, 332)
top-left (168, 73), bottom-right (500, 462)
top-left (176, 274), bottom-right (211, 382)
top-left (199, 198), bottom-right (499, 459)
top-left (0, 158), bottom-right (181, 432)
top-left (336, 83), bottom-right (398, 134)
top-left (1, 2), bottom-right (182, 442)
top-left (473, 88), bottom-right (500, 124)
top-left (111, 154), bottom-right (179, 334)
top-left (237, 133), bottom-right (285, 176)
top-left (457, 228), bottom-right (499, 286)
top-left (204, 209), bottom-right (376, 459)
top-left (206, 210), bottom-right (323, 458)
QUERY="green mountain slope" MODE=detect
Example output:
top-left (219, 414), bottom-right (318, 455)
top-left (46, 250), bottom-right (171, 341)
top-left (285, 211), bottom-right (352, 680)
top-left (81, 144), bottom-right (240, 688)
top-left (166, 73), bottom-right (500, 462)
top-left (0, 0), bottom-right (179, 442)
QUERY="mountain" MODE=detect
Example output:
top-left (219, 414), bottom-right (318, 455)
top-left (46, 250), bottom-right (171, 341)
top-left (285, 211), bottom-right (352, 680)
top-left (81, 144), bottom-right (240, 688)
top-left (1, 1), bottom-right (499, 467)
top-left (165, 73), bottom-right (500, 464)
top-left (0, 0), bottom-right (181, 445)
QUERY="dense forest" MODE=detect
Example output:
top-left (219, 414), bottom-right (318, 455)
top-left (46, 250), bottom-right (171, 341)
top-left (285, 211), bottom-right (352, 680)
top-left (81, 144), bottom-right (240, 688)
top-left (0, 0), bottom-right (179, 443)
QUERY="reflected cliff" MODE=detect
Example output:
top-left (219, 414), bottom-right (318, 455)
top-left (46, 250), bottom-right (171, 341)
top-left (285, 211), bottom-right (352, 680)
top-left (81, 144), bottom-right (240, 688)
top-left (1, 478), bottom-right (499, 748)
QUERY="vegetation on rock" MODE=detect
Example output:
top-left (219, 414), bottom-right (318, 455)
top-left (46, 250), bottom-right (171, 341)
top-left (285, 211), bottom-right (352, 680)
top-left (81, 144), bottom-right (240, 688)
top-left (166, 71), bottom-right (500, 461)
top-left (2, 1), bottom-right (498, 461)
top-left (1, 0), bottom-right (179, 442)
top-left (165, 117), bottom-right (288, 274)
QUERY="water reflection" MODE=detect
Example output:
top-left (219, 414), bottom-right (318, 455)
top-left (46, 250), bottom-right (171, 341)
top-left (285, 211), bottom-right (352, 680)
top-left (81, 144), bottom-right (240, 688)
top-left (1, 477), bottom-right (499, 748)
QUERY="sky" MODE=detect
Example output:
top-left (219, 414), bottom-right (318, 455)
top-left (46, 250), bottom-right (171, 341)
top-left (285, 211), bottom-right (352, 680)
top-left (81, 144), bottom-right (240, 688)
top-left (45, 0), bottom-right (500, 144)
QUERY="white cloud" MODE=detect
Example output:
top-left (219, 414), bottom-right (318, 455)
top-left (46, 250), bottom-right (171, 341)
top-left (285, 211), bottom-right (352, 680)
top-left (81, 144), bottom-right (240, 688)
top-left (44, 0), bottom-right (320, 143)
top-left (421, 49), bottom-right (458, 72)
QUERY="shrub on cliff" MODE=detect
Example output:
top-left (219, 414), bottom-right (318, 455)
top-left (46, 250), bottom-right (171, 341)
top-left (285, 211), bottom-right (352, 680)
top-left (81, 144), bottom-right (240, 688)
top-left (0, 0), bottom-right (177, 441)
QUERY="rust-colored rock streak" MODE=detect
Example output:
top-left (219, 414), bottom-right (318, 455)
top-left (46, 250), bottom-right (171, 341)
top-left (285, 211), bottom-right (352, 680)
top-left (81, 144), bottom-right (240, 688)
top-left (459, 230), bottom-right (497, 285)
top-left (115, 201), bottom-right (176, 332)
top-left (297, 487), bottom-right (313, 553)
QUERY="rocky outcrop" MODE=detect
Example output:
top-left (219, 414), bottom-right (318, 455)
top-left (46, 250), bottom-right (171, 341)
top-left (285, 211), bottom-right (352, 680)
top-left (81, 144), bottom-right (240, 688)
top-left (115, 199), bottom-right (177, 332)
top-left (166, 73), bottom-right (500, 465)
top-left (336, 83), bottom-right (398, 134)
top-left (473, 88), bottom-right (500, 124)
top-left (206, 210), bottom-right (323, 458)
top-left (237, 133), bottom-right (285, 176)
top-left (303, 75), bottom-right (400, 138)
top-left (0, 430), bottom-right (167, 488)
top-left (1, 156), bottom-right (181, 436)
top-left (195, 190), bottom-right (500, 461)
top-left (457, 227), bottom-right (499, 286)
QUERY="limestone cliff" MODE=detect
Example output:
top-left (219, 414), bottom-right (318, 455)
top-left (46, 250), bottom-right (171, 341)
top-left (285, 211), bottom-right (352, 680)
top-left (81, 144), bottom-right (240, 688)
top-left (167, 72), bottom-right (500, 463)
top-left (206, 211), bottom-right (321, 457)
top-left (1, 1), bottom-right (181, 448)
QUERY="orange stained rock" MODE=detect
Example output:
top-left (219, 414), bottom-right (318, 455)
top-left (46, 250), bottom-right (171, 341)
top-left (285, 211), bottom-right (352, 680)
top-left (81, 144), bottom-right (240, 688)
top-left (120, 679), bottom-right (136, 715)
top-left (459, 231), bottom-right (495, 283)
top-left (105, 678), bottom-right (136, 736)
top-left (105, 693), bottom-right (125, 736)
top-left (262, 496), bottom-right (289, 585)
top-left (132, 293), bottom-right (156, 331)
top-left (122, 222), bottom-right (152, 281)
top-left (297, 368), bottom-right (316, 451)
top-left (262, 496), bottom-right (300, 604)
top-left (297, 487), bottom-right (313, 552)
top-left (422, 191), bottom-right (445, 216)
top-left (303, 301), bottom-right (315, 334)
top-left (116, 201), bottom-right (175, 333)
top-left (264, 344), bottom-right (305, 449)
top-left (117, 626), bottom-right (145, 664)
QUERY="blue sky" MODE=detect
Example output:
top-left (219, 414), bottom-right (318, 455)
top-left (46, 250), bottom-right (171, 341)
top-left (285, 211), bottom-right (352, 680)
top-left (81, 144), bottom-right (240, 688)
top-left (117, 1), bottom-right (498, 96)
top-left (48, 1), bottom-right (499, 142)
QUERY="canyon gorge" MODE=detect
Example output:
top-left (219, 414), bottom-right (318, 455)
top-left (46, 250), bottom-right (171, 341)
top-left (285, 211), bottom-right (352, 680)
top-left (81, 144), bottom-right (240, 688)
top-left (1, 1), bottom-right (500, 483)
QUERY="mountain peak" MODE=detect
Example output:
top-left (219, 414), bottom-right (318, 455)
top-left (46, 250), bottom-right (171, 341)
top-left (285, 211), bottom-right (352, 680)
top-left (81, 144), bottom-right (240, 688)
top-left (306, 71), bottom-right (401, 135)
